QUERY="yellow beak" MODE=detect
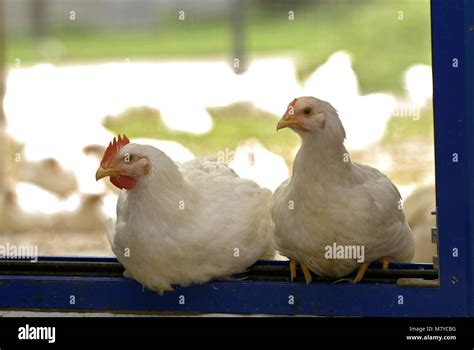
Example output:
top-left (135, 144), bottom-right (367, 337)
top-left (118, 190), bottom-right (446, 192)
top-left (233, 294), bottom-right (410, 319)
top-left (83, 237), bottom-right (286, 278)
top-left (95, 166), bottom-right (120, 181)
top-left (277, 113), bottom-right (307, 131)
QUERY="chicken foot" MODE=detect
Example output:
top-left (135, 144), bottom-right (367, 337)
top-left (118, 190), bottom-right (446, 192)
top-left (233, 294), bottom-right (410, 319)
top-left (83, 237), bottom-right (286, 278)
top-left (353, 256), bottom-right (391, 283)
top-left (289, 259), bottom-right (313, 284)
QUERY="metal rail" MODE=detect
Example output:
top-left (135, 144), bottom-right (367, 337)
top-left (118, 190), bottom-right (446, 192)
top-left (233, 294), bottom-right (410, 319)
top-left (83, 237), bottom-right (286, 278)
top-left (0, 258), bottom-right (437, 285)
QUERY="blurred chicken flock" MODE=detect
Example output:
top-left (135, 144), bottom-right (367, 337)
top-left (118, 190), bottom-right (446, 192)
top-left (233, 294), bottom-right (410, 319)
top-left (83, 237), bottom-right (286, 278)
top-left (0, 0), bottom-right (436, 263)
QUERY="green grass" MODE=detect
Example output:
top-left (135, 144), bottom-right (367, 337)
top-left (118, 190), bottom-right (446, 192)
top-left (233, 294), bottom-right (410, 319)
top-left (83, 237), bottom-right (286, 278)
top-left (6, 0), bottom-right (431, 93)
top-left (103, 100), bottom-right (434, 170)
top-left (103, 104), bottom-right (300, 164)
top-left (383, 104), bottom-right (434, 144)
top-left (248, 0), bottom-right (431, 93)
top-left (6, 23), bottom-right (231, 65)
top-left (6, 0), bottom-right (433, 155)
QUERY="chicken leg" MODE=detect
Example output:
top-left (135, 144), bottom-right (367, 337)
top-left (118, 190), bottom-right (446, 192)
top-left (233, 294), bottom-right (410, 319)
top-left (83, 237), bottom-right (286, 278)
top-left (380, 256), bottom-right (390, 270)
top-left (353, 262), bottom-right (369, 283)
top-left (289, 259), bottom-right (297, 281)
top-left (354, 257), bottom-right (389, 283)
top-left (300, 263), bottom-right (313, 284)
top-left (289, 259), bottom-right (313, 284)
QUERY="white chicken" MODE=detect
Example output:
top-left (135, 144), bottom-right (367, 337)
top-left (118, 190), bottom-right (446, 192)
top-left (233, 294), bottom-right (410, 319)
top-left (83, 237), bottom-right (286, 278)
top-left (0, 185), bottom-right (53, 233)
top-left (85, 138), bottom-right (195, 195)
top-left (84, 138), bottom-right (195, 167)
top-left (272, 97), bottom-right (414, 283)
top-left (403, 184), bottom-right (437, 263)
top-left (18, 158), bottom-right (79, 198)
top-left (1, 182), bottom-right (106, 233)
top-left (229, 138), bottom-right (289, 192)
top-left (51, 194), bottom-right (108, 232)
top-left (404, 64), bottom-right (433, 108)
top-left (95, 135), bottom-right (274, 294)
top-left (303, 51), bottom-right (397, 150)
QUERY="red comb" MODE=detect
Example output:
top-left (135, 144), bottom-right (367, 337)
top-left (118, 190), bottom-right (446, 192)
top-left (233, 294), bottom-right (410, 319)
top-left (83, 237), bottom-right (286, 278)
top-left (290, 98), bottom-right (298, 107)
top-left (100, 134), bottom-right (130, 166)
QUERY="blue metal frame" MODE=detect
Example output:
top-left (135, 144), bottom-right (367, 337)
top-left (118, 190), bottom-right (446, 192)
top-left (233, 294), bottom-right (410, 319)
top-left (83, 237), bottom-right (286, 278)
top-left (0, 0), bottom-right (473, 316)
top-left (431, 0), bottom-right (473, 316)
top-left (466, 0), bottom-right (474, 316)
top-left (0, 257), bottom-right (438, 316)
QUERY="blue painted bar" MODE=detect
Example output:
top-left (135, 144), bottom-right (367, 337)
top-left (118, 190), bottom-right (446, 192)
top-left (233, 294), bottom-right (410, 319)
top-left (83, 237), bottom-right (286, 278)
top-left (431, 0), bottom-right (471, 315)
top-left (465, 0), bottom-right (474, 316)
top-left (0, 272), bottom-right (451, 316)
top-left (3, 255), bottom-right (434, 270)
top-left (0, 0), bottom-right (472, 316)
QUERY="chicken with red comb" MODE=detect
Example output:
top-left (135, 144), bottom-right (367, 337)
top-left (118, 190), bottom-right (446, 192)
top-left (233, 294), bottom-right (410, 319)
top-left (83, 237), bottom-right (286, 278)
top-left (95, 135), bottom-right (138, 190)
top-left (95, 135), bottom-right (274, 294)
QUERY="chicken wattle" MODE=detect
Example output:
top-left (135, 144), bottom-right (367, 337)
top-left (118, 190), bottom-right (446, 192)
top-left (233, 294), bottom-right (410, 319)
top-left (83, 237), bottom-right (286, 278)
top-left (272, 96), bottom-right (415, 283)
top-left (96, 135), bottom-right (274, 294)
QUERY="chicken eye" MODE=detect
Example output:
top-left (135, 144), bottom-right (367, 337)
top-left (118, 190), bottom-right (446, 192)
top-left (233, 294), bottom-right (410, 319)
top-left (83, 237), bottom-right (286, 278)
top-left (303, 107), bottom-right (312, 116)
top-left (123, 153), bottom-right (132, 164)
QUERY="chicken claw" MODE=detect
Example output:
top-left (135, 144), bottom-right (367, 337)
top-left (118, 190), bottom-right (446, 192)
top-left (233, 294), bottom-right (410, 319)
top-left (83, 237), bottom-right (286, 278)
top-left (380, 256), bottom-right (390, 270)
top-left (289, 259), bottom-right (312, 284)
top-left (353, 262), bottom-right (369, 283)
top-left (289, 259), bottom-right (297, 281)
top-left (300, 263), bottom-right (313, 284)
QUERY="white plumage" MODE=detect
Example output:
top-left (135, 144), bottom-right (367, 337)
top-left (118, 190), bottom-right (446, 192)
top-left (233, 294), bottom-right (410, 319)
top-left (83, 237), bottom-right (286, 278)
top-left (18, 158), bottom-right (79, 198)
top-left (1, 182), bottom-right (108, 233)
top-left (303, 51), bottom-right (397, 150)
top-left (228, 139), bottom-right (289, 192)
top-left (272, 97), bottom-right (414, 281)
top-left (303, 51), bottom-right (359, 107)
top-left (404, 64), bottom-right (433, 108)
top-left (0, 186), bottom-right (52, 233)
top-left (84, 137), bottom-right (195, 197)
top-left (403, 184), bottom-right (436, 263)
top-left (51, 194), bottom-right (108, 232)
top-left (13, 182), bottom-right (80, 216)
top-left (99, 139), bottom-right (274, 294)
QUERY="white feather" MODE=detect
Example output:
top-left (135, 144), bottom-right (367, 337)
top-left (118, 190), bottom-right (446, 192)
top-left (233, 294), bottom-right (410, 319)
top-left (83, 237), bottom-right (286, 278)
top-left (272, 97), bottom-right (414, 278)
top-left (108, 144), bottom-right (274, 294)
